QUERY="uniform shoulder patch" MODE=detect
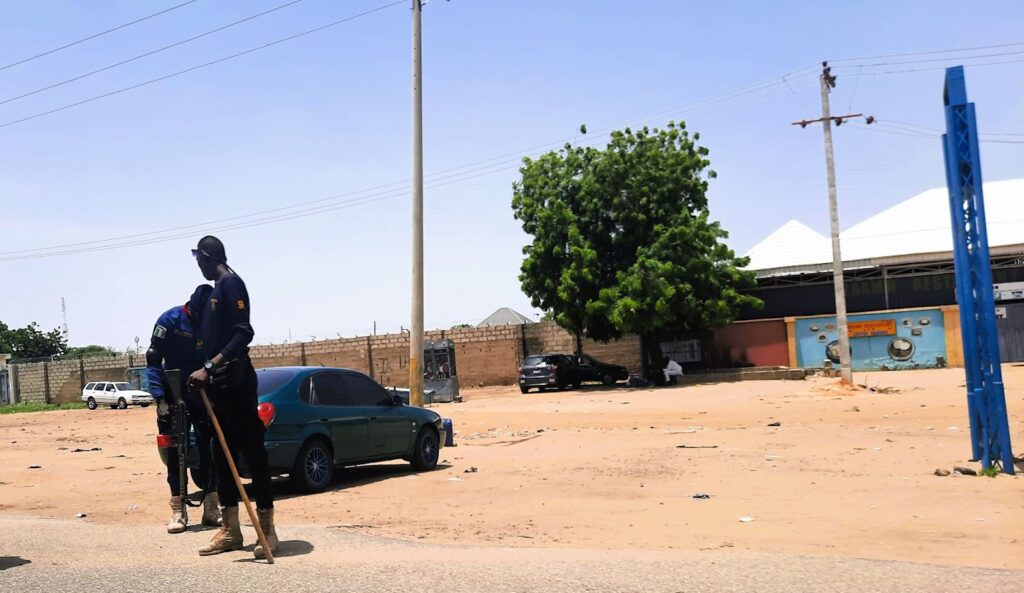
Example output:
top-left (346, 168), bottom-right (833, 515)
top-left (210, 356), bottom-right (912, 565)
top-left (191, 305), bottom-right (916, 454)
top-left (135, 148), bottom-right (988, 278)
top-left (210, 298), bottom-right (218, 311)
top-left (237, 299), bottom-right (246, 310)
top-left (153, 325), bottom-right (167, 339)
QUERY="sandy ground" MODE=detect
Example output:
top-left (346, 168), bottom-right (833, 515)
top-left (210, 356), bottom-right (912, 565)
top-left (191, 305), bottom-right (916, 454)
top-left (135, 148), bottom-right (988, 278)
top-left (1, 366), bottom-right (1021, 570)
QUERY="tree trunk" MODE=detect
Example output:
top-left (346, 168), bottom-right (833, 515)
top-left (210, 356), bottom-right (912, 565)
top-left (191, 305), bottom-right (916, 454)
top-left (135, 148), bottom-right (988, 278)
top-left (640, 332), bottom-right (665, 384)
top-left (574, 332), bottom-right (584, 356)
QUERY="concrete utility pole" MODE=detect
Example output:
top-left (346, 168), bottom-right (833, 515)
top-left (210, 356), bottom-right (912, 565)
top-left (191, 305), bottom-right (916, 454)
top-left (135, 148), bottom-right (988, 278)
top-left (792, 62), bottom-right (874, 386)
top-left (409, 0), bottom-right (425, 406)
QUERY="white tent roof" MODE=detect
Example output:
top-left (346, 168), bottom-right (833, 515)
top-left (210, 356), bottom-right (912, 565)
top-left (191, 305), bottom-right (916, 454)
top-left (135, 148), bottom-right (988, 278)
top-left (745, 178), bottom-right (1024, 277)
top-left (743, 220), bottom-right (831, 271)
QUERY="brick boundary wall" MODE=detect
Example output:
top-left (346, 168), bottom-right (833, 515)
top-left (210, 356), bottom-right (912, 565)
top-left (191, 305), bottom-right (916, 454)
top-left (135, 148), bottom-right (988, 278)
top-left (6, 322), bottom-right (643, 404)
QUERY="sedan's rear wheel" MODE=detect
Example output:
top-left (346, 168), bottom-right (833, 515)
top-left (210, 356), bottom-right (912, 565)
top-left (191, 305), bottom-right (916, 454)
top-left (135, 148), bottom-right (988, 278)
top-left (291, 438), bottom-right (333, 493)
top-left (411, 428), bottom-right (439, 471)
top-left (86, 397), bottom-right (97, 410)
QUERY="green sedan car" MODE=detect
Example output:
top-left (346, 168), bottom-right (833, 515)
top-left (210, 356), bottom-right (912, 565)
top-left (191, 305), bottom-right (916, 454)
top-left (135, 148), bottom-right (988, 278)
top-left (159, 366), bottom-right (446, 493)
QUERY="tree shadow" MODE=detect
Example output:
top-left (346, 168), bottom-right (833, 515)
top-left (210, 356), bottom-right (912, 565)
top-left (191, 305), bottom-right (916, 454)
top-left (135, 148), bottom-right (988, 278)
top-left (232, 540), bottom-right (315, 562)
top-left (0, 557), bottom-right (31, 571)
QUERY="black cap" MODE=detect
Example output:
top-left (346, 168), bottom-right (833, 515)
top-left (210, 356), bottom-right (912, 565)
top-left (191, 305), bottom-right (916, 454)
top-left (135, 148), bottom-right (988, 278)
top-left (188, 284), bottom-right (213, 318)
top-left (194, 235), bottom-right (227, 263)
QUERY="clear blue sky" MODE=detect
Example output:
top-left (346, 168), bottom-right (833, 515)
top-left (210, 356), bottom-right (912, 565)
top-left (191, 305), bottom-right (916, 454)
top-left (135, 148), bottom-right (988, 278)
top-left (1, 0), bottom-right (1022, 350)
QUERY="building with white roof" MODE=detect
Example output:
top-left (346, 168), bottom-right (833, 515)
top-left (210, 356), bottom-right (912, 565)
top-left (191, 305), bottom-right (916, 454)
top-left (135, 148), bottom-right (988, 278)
top-left (746, 178), bottom-right (1024, 278)
top-left (721, 179), bottom-right (1024, 371)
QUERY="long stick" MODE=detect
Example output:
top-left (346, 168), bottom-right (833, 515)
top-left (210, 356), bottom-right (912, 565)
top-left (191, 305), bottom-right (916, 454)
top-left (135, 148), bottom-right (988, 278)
top-left (198, 387), bottom-right (275, 564)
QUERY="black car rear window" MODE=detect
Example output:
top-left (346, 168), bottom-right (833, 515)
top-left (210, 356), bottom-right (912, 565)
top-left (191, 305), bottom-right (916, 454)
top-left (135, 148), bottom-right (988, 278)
top-left (524, 356), bottom-right (554, 367)
top-left (256, 369), bottom-right (298, 397)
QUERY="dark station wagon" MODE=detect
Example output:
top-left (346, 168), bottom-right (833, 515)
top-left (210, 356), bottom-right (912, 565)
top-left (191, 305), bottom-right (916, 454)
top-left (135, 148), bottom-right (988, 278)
top-left (518, 353), bottom-right (629, 393)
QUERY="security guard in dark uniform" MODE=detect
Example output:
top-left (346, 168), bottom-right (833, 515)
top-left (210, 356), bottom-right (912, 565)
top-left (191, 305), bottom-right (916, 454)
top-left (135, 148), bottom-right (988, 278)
top-left (146, 285), bottom-right (221, 533)
top-left (188, 236), bottom-right (279, 559)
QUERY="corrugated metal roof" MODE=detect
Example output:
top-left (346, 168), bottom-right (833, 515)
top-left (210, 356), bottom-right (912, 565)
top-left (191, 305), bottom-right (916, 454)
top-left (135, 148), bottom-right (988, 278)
top-left (477, 307), bottom-right (535, 327)
top-left (745, 178), bottom-right (1024, 277)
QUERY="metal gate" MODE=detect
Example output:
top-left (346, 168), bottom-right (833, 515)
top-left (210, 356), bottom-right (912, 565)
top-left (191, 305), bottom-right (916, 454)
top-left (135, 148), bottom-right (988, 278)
top-left (0, 370), bottom-right (9, 405)
top-left (995, 302), bottom-right (1024, 362)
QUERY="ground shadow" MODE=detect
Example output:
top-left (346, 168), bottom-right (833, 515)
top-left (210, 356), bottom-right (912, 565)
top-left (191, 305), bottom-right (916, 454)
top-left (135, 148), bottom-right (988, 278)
top-left (232, 540), bottom-right (314, 562)
top-left (549, 384), bottom-right (629, 395)
top-left (0, 557), bottom-right (31, 571)
top-left (237, 462), bottom-right (452, 502)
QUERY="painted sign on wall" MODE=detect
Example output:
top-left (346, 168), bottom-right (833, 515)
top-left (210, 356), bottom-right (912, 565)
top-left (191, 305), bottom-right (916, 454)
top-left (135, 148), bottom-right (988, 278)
top-left (795, 309), bottom-right (946, 370)
top-left (848, 319), bottom-right (897, 338)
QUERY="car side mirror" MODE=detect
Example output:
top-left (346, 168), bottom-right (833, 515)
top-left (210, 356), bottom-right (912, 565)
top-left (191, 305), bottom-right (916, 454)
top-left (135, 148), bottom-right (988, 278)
top-left (391, 394), bottom-right (403, 406)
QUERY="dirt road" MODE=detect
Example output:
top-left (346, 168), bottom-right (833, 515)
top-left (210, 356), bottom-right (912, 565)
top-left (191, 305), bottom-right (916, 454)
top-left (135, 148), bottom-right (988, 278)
top-left (1, 367), bottom-right (1021, 570)
top-left (3, 515), bottom-right (1021, 593)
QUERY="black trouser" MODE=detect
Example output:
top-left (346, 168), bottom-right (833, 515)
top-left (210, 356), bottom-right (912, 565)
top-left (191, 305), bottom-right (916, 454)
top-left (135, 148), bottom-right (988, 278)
top-left (156, 393), bottom-right (217, 497)
top-left (210, 361), bottom-right (274, 509)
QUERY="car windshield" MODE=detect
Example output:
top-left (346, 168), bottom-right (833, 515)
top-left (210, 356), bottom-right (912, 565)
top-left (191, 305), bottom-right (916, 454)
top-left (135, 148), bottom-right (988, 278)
top-left (257, 369), bottom-right (298, 397)
top-left (114, 383), bottom-right (134, 391)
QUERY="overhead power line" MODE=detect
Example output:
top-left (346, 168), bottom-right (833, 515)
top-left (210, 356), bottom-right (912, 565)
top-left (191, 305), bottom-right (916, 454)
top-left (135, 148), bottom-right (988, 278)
top-left (834, 56), bottom-right (1024, 76)
top-left (5, 41), bottom-right (1020, 258)
top-left (0, 0), bottom-right (407, 130)
top-left (0, 0), bottom-right (306, 107)
top-left (0, 69), bottom-right (818, 261)
top-left (0, 0), bottom-right (200, 72)
top-left (828, 40), bottom-right (1024, 63)
top-left (847, 122), bottom-right (1024, 144)
top-left (844, 48), bottom-right (1024, 68)
top-left (872, 118), bottom-right (1024, 138)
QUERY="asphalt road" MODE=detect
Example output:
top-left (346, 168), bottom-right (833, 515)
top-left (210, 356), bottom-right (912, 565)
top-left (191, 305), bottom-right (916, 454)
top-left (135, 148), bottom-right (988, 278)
top-left (1, 515), bottom-right (1020, 593)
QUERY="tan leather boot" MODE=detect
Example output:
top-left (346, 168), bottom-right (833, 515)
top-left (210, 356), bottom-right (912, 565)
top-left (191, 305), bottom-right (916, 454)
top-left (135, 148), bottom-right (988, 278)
top-left (167, 496), bottom-right (187, 534)
top-left (253, 508), bottom-right (280, 559)
top-left (198, 506), bottom-right (242, 556)
top-left (201, 492), bottom-right (222, 527)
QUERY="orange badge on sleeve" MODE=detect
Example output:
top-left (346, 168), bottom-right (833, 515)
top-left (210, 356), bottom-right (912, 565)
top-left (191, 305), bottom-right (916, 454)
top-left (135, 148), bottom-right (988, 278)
top-left (237, 300), bottom-right (246, 310)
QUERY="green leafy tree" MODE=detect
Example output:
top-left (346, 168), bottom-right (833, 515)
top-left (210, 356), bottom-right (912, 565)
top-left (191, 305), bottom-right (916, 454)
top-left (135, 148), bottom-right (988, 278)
top-left (0, 321), bottom-right (68, 359)
top-left (512, 122), bottom-right (761, 373)
top-left (64, 345), bottom-right (119, 359)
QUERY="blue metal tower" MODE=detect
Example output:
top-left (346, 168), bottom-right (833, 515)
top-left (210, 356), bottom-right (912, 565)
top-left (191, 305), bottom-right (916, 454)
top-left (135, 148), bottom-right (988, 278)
top-left (942, 66), bottom-right (1015, 474)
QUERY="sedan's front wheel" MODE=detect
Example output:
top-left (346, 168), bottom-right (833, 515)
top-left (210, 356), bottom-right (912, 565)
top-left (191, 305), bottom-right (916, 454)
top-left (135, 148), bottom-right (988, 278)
top-left (410, 428), bottom-right (439, 471)
top-left (291, 438), bottom-right (334, 493)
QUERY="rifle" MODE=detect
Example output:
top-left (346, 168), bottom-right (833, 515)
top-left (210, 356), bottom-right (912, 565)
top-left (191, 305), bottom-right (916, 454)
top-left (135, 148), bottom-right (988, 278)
top-left (164, 369), bottom-right (202, 508)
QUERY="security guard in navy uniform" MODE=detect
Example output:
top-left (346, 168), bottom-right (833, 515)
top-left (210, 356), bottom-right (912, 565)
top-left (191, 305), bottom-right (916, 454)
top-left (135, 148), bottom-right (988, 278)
top-left (146, 284), bottom-right (221, 533)
top-left (188, 236), bottom-right (279, 559)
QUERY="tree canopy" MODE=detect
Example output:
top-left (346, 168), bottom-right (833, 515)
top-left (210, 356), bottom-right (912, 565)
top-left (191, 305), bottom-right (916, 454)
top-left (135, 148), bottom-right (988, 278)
top-left (511, 122), bottom-right (761, 372)
top-left (0, 321), bottom-right (67, 360)
top-left (64, 345), bottom-right (120, 359)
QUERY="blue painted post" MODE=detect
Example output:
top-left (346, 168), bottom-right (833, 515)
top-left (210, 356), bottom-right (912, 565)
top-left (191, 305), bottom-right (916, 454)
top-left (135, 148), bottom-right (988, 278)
top-left (942, 141), bottom-right (982, 462)
top-left (942, 66), bottom-right (1015, 474)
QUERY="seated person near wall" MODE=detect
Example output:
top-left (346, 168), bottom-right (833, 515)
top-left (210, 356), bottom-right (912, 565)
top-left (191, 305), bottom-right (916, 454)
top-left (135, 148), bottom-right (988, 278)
top-left (663, 357), bottom-right (684, 385)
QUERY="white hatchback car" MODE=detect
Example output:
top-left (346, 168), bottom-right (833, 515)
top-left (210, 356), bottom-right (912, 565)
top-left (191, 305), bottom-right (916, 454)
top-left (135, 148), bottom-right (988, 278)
top-left (81, 381), bottom-right (153, 410)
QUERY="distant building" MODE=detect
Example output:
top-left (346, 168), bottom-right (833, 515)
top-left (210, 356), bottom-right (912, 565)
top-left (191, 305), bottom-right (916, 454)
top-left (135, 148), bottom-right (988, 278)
top-left (478, 307), bottom-right (536, 327)
top-left (700, 179), bottom-right (1024, 371)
